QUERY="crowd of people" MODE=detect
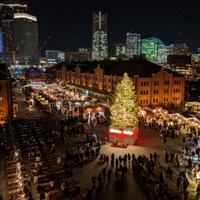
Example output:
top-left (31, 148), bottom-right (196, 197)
top-left (2, 101), bottom-right (200, 200)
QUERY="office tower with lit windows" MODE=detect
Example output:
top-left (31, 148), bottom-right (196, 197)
top-left (0, 4), bottom-right (27, 62)
top-left (169, 43), bottom-right (189, 55)
top-left (115, 43), bottom-right (126, 58)
top-left (13, 13), bottom-right (39, 65)
top-left (91, 11), bottom-right (108, 61)
top-left (125, 33), bottom-right (141, 58)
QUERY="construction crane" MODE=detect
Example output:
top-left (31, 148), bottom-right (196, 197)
top-left (39, 32), bottom-right (53, 56)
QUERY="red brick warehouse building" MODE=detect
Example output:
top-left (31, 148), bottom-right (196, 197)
top-left (56, 57), bottom-right (185, 107)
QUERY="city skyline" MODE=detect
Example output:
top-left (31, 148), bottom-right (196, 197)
top-left (1, 0), bottom-right (200, 56)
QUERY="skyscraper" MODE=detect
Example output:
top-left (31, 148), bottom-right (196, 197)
top-left (0, 4), bottom-right (27, 62)
top-left (91, 11), bottom-right (108, 61)
top-left (13, 13), bottom-right (39, 65)
top-left (125, 33), bottom-right (141, 58)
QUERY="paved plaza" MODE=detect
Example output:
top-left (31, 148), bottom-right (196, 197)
top-left (1, 88), bottom-right (200, 200)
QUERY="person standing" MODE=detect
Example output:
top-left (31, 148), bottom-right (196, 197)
top-left (183, 135), bottom-right (186, 144)
top-left (91, 175), bottom-right (96, 189)
top-left (97, 173), bottom-right (103, 189)
top-left (163, 137), bottom-right (167, 146)
top-left (170, 151), bottom-right (174, 163)
top-left (154, 152), bottom-right (158, 164)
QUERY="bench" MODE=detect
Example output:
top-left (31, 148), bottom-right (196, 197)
top-left (54, 169), bottom-right (65, 175)
top-left (8, 189), bottom-right (19, 195)
top-left (9, 185), bottom-right (19, 190)
top-left (49, 189), bottom-right (59, 196)
top-left (6, 160), bottom-right (16, 165)
top-left (8, 179), bottom-right (19, 186)
top-left (6, 164), bottom-right (17, 170)
top-left (39, 181), bottom-right (51, 187)
top-left (7, 173), bottom-right (17, 178)
top-left (38, 174), bottom-right (47, 179)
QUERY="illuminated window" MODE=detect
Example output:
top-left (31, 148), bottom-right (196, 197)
top-left (0, 110), bottom-right (3, 116)
top-left (0, 97), bottom-right (2, 103)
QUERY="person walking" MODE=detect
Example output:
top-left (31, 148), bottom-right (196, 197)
top-left (154, 152), bottom-right (158, 164)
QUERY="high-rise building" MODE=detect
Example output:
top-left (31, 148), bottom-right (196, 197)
top-left (115, 43), bottom-right (126, 58)
top-left (169, 43), bottom-right (189, 55)
top-left (45, 50), bottom-right (65, 61)
top-left (65, 51), bottom-right (91, 62)
top-left (125, 33), bottom-right (141, 58)
top-left (13, 13), bottom-right (39, 65)
top-left (91, 11), bottom-right (108, 61)
top-left (0, 4), bottom-right (27, 62)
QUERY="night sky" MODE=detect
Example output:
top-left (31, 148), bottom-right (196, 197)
top-left (2, 0), bottom-right (200, 56)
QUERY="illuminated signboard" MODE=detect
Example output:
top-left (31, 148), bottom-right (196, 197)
top-left (109, 128), bottom-right (134, 135)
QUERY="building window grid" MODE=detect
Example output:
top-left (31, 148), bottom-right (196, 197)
top-left (164, 89), bottom-right (169, 94)
top-left (154, 81), bottom-right (159, 86)
top-left (164, 80), bottom-right (169, 85)
top-left (140, 99), bottom-right (148, 104)
top-left (153, 98), bottom-right (158, 103)
top-left (173, 89), bottom-right (180, 93)
top-left (140, 90), bottom-right (149, 95)
top-left (174, 80), bottom-right (181, 85)
top-left (173, 97), bottom-right (180, 101)
top-left (153, 90), bottom-right (159, 94)
top-left (141, 81), bottom-right (149, 86)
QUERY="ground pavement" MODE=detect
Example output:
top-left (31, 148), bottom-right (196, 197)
top-left (35, 121), bottom-right (198, 200)
top-left (5, 89), bottom-right (200, 199)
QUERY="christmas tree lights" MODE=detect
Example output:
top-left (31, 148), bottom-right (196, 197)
top-left (110, 73), bottom-right (139, 129)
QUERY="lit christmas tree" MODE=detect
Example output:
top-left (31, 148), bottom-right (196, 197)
top-left (110, 73), bottom-right (139, 129)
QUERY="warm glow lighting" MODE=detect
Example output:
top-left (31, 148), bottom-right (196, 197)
top-left (110, 128), bottom-right (122, 133)
top-left (123, 130), bottom-right (134, 135)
